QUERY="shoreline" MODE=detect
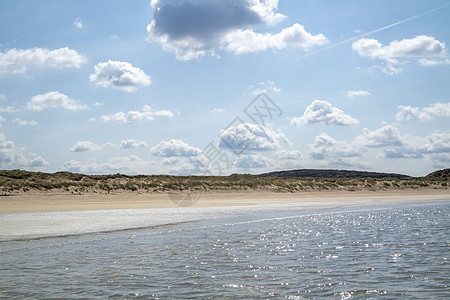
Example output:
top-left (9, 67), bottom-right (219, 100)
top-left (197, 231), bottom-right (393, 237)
top-left (1, 188), bottom-right (449, 214)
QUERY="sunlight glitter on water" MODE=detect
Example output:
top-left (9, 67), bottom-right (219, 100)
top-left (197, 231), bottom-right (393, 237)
top-left (0, 202), bottom-right (449, 299)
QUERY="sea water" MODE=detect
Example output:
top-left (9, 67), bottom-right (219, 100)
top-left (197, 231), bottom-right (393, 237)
top-left (0, 201), bottom-right (448, 299)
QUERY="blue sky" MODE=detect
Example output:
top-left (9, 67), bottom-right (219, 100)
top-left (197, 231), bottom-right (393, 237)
top-left (0, 0), bottom-right (449, 176)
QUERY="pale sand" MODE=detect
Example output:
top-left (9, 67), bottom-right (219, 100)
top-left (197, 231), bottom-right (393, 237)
top-left (0, 189), bottom-right (449, 213)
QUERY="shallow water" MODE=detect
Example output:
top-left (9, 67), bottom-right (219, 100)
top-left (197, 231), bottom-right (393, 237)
top-left (0, 202), bottom-right (449, 299)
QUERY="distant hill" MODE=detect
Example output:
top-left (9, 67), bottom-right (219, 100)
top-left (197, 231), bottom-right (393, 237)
top-left (256, 169), bottom-right (411, 179)
top-left (425, 168), bottom-right (450, 180)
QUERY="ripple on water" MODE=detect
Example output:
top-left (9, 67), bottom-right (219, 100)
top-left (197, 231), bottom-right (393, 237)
top-left (0, 202), bottom-right (449, 299)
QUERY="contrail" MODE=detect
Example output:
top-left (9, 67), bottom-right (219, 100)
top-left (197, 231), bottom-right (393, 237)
top-left (292, 2), bottom-right (450, 62)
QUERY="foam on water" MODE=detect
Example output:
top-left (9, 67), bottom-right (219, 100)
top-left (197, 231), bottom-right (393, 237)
top-left (0, 200), bottom-right (355, 241)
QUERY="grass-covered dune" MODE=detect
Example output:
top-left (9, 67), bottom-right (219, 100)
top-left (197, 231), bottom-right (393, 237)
top-left (0, 169), bottom-right (448, 195)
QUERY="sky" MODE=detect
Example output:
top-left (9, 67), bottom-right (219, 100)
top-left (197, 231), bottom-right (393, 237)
top-left (0, 0), bottom-right (449, 177)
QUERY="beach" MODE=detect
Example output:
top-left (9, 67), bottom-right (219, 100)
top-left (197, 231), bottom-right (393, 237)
top-left (1, 195), bottom-right (449, 298)
top-left (1, 188), bottom-right (449, 213)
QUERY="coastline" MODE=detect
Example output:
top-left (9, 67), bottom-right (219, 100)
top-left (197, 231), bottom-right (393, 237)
top-left (1, 188), bottom-right (449, 214)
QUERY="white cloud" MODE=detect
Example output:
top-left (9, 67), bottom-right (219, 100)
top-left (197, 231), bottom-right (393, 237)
top-left (352, 35), bottom-right (449, 74)
top-left (210, 108), bottom-right (225, 113)
top-left (12, 118), bottom-right (38, 126)
top-left (417, 58), bottom-right (450, 66)
top-left (218, 123), bottom-right (289, 152)
top-left (346, 90), bottom-right (370, 98)
top-left (151, 139), bottom-right (201, 157)
top-left (396, 105), bottom-right (432, 121)
top-left (275, 150), bottom-right (302, 160)
top-left (0, 106), bottom-right (20, 113)
top-left (381, 148), bottom-right (423, 159)
top-left (0, 47), bottom-right (87, 75)
top-left (0, 133), bottom-right (48, 168)
top-left (162, 157), bottom-right (180, 165)
top-left (235, 154), bottom-right (271, 169)
top-left (356, 125), bottom-right (403, 148)
top-left (90, 60), bottom-right (151, 92)
top-left (418, 131), bottom-right (450, 154)
top-left (309, 133), bottom-right (360, 160)
top-left (73, 17), bottom-right (84, 30)
top-left (423, 102), bottom-right (450, 118)
top-left (120, 139), bottom-right (147, 149)
top-left (222, 23), bottom-right (327, 55)
top-left (290, 100), bottom-right (359, 126)
top-left (27, 91), bottom-right (88, 111)
top-left (70, 141), bottom-right (102, 152)
top-left (430, 153), bottom-right (450, 169)
top-left (250, 80), bottom-right (281, 95)
top-left (396, 102), bottom-right (450, 121)
top-left (99, 105), bottom-right (173, 123)
top-left (147, 0), bottom-right (326, 60)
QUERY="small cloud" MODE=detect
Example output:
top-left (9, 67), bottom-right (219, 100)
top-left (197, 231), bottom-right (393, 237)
top-left (218, 123), bottom-right (289, 152)
top-left (275, 150), bottom-right (302, 160)
top-left (396, 105), bottom-right (431, 121)
top-left (27, 91), bottom-right (88, 111)
top-left (29, 156), bottom-right (49, 167)
top-left (290, 100), bottom-right (359, 126)
top-left (211, 108), bottom-right (226, 113)
top-left (222, 24), bottom-right (327, 55)
top-left (346, 90), bottom-right (370, 98)
top-left (0, 133), bottom-right (48, 168)
top-left (382, 148), bottom-right (423, 159)
top-left (417, 58), bottom-right (450, 66)
top-left (396, 102), bottom-right (450, 121)
top-left (151, 139), bottom-right (201, 157)
top-left (90, 60), bottom-right (151, 92)
top-left (423, 102), bottom-right (450, 118)
top-left (110, 35), bottom-right (120, 40)
top-left (418, 131), bottom-right (450, 154)
top-left (0, 47), bottom-right (87, 76)
top-left (309, 133), bottom-right (360, 160)
top-left (0, 106), bottom-right (20, 113)
top-left (251, 80), bottom-right (281, 95)
top-left (73, 17), bottom-right (84, 30)
top-left (162, 157), bottom-right (180, 165)
top-left (352, 35), bottom-right (449, 74)
top-left (93, 102), bottom-right (104, 107)
top-left (70, 141), bottom-right (102, 152)
top-left (99, 105), bottom-right (173, 123)
top-left (120, 139), bottom-right (147, 149)
top-left (13, 118), bottom-right (38, 126)
top-left (430, 153), bottom-right (450, 169)
top-left (355, 125), bottom-right (403, 148)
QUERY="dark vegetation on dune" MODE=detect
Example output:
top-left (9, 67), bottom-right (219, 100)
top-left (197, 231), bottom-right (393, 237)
top-left (257, 169), bottom-right (410, 179)
top-left (0, 169), bottom-right (448, 195)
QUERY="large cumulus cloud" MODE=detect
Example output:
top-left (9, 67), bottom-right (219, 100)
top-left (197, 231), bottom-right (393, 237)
top-left (147, 0), bottom-right (326, 60)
